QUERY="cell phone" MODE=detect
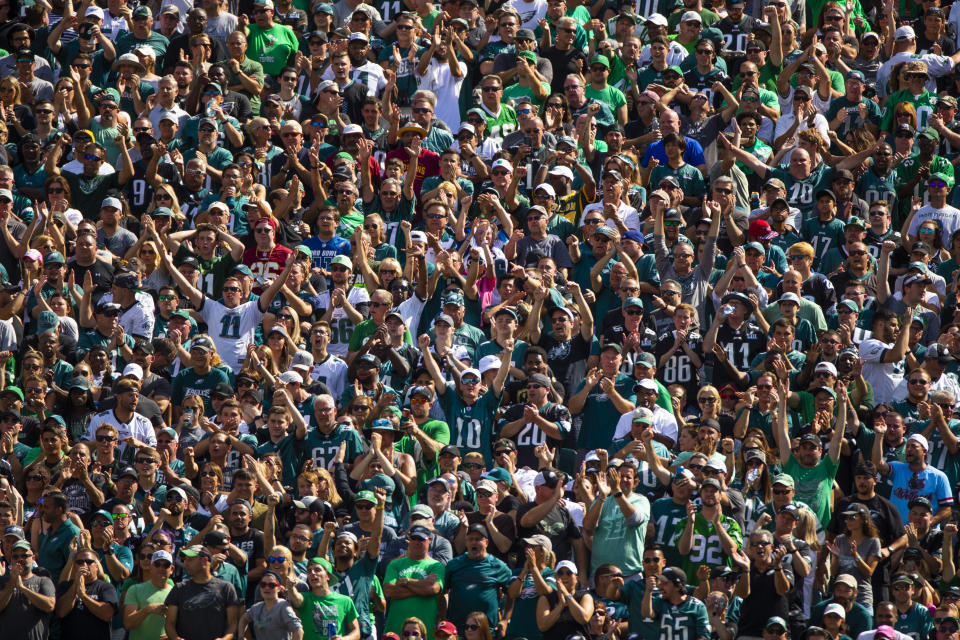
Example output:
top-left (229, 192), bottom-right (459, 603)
top-left (402, 408), bottom-right (411, 420)
top-left (183, 408), bottom-right (194, 423)
top-left (522, 136), bottom-right (532, 147)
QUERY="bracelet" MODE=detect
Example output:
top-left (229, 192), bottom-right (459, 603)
top-left (612, 491), bottom-right (623, 499)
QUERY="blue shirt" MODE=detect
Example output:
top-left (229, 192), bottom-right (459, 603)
top-left (302, 235), bottom-right (351, 270)
top-left (887, 461), bottom-right (954, 522)
top-left (641, 138), bottom-right (706, 168)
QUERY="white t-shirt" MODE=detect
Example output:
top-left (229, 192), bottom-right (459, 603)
top-left (612, 405), bottom-right (678, 445)
top-left (509, 0), bottom-right (548, 30)
top-left (907, 204), bottom-right (960, 248)
top-left (100, 291), bottom-right (156, 339)
top-left (416, 58), bottom-right (468, 133)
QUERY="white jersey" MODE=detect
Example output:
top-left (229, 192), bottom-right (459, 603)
top-left (100, 291), bottom-right (156, 339)
top-left (877, 51), bottom-right (954, 99)
top-left (395, 293), bottom-right (427, 340)
top-left (509, 0), bottom-right (548, 30)
top-left (612, 404), bottom-right (679, 445)
top-left (315, 287), bottom-right (371, 357)
top-left (199, 298), bottom-right (265, 369)
top-left (307, 353), bottom-right (349, 402)
top-left (860, 338), bottom-right (906, 402)
top-left (85, 409), bottom-right (155, 456)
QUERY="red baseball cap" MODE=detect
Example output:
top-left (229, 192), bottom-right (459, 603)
top-left (748, 219), bottom-right (778, 240)
top-left (436, 622), bottom-right (458, 636)
top-left (254, 217), bottom-right (277, 231)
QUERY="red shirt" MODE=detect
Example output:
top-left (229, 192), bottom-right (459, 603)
top-left (243, 244), bottom-right (293, 283)
top-left (384, 148), bottom-right (441, 197)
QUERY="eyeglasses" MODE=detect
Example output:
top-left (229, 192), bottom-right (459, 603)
top-left (714, 188), bottom-right (733, 195)
top-left (255, 227), bottom-right (273, 234)
top-left (223, 286), bottom-right (241, 292)
top-left (461, 377), bottom-right (480, 385)
top-left (136, 458), bottom-right (157, 464)
top-left (200, 471), bottom-right (218, 478)
top-left (939, 625), bottom-right (959, 634)
top-left (750, 540), bottom-right (772, 547)
top-left (26, 475), bottom-right (44, 481)
top-left (96, 435), bottom-right (117, 442)
top-left (76, 558), bottom-right (97, 565)
top-left (84, 154), bottom-right (104, 162)
top-left (909, 379), bottom-right (929, 384)
top-left (268, 556), bottom-right (286, 563)
top-left (787, 254), bottom-right (808, 261)
top-left (773, 488), bottom-right (792, 495)
top-left (481, 86), bottom-right (501, 92)
top-left (464, 625), bottom-right (480, 631)
top-left (930, 180), bottom-right (948, 189)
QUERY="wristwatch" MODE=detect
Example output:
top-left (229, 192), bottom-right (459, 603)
top-left (612, 491), bottom-right (624, 499)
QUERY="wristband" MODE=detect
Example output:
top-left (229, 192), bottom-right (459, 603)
top-left (612, 491), bottom-right (623, 499)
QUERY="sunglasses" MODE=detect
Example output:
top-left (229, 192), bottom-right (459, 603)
top-left (268, 556), bottom-right (286, 563)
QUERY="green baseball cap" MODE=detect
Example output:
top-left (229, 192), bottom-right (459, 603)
top-left (590, 54), bottom-right (610, 69)
top-left (355, 490), bottom-right (377, 505)
top-left (309, 556), bottom-right (339, 584)
top-left (518, 50), bottom-right (537, 64)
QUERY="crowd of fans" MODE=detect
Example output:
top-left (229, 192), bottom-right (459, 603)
top-left (4, 0), bottom-right (960, 639)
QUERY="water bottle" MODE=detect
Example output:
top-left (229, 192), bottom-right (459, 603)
top-left (205, 99), bottom-right (216, 118)
top-left (651, 117), bottom-right (659, 132)
top-left (722, 304), bottom-right (735, 315)
top-left (746, 468), bottom-right (759, 485)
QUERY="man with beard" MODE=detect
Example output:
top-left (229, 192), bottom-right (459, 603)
top-left (671, 477), bottom-right (743, 582)
top-left (86, 378), bottom-right (155, 462)
top-left (873, 425), bottom-right (953, 522)
top-left (45, 131), bottom-right (134, 214)
top-left (383, 525), bottom-right (445, 637)
top-left (526, 284), bottom-right (593, 398)
top-left (809, 574), bottom-right (874, 638)
top-left (860, 306), bottom-right (914, 402)
top-left (775, 382), bottom-right (848, 527)
top-left (640, 565), bottom-right (712, 640)
top-left (324, 504), bottom-right (384, 640)
top-left (163, 223), bottom-right (245, 298)
top-left (35, 490), bottom-right (80, 578)
top-left (289, 557), bottom-right (360, 640)
top-left (498, 373), bottom-right (572, 468)
top-left (164, 9), bottom-right (226, 73)
top-left (444, 524), bottom-right (512, 633)
top-left (162, 247), bottom-right (295, 370)
top-left (735, 530), bottom-right (793, 638)
top-left (164, 545), bottom-right (243, 640)
top-left (896, 128), bottom-right (954, 219)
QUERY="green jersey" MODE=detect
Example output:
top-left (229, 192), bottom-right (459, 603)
top-left (384, 556), bottom-right (446, 639)
top-left (170, 366), bottom-right (231, 417)
top-left (650, 163), bottom-right (706, 201)
top-left (332, 555), bottom-right (378, 636)
top-left (650, 593), bottom-right (713, 640)
top-left (894, 155), bottom-right (955, 220)
top-left (444, 553), bottom-right (512, 629)
top-left (827, 96), bottom-right (883, 139)
top-left (257, 434), bottom-right (301, 487)
top-left (669, 513), bottom-right (744, 584)
top-left (590, 492), bottom-right (650, 577)
top-left (441, 384), bottom-right (501, 468)
top-left (739, 138), bottom-right (773, 177)
top-left (769, 164), bottom-right (830, 221)
top-left (503, 81), bottom-right (552, 110)
top-left (800, 216), bottom-right (845, 269)
top-left (297, 424), bottom-right (365, 469)
top-left (297, 590), bottom-right (358, 640)
top-left (650, 498), bottom-right (691, 568)
top-left (894, 602), bottom-right (934, 640)
top-left (857, 165), bottom-right (897, 208)
top-left (479, 103), bottom-right (519, 147)
top-left (881, 89), bottom-right (938, 131)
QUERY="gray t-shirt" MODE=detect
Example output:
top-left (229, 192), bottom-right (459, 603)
top-left (206, 14), bottom-right (239, 47)
top-left (0, 573), bottom-right (55, 640)
top-left (834, 535), bottom-right (882, 608)
top-left (97, 226), bottom-right (138, 259)
top-left (243, 599), bottom-right (303, 640)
